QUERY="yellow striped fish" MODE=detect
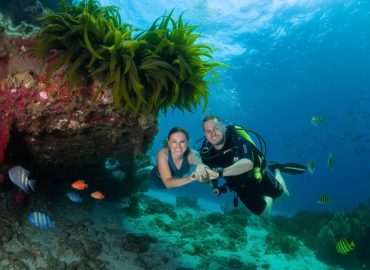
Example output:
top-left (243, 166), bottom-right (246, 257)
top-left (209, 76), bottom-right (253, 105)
top-left (318, 194), bottom-right (331, 205)
top-left (307, 159), bottom-right (315, 174)
top-left (311, 115), bottom-right (324, 126)
top-left (327, 152), bottom-right (334, 171)
top-left (336, 238), bottom-right (355, 255)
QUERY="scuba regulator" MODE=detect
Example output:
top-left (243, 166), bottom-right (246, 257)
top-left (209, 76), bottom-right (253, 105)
top-left (211, 168), bottom-right (238, 207)
top-left (211, 167), bottom-right (228, 196)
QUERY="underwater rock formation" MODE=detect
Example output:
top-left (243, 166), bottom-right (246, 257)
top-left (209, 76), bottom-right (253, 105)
top-left (0, 28), bottom-right (157, 196)
top-left (315, 203), bottom-right (370, 268)
top-left (0, 0), bottom-right (223, 199)
top-left (0, 0), bottom-right (70, 26)
top-left (270, 205), bottom-right (370, 269)
top-left (0, 0), bottom-right (44, 26)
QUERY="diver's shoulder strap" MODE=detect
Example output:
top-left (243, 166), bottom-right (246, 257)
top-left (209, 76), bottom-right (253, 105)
top-left (228, 125), bottom-right (267, 180)
top-left (227, 124), bottom-right (266, 166)
top-left (226, 125), bottom-right (240, 146)
top-left (199, 137), bottom-right (213, 160)
top-left (200, 137), bottom-right (211, 152)
top-left (232, 125), bottom-right (257, 147)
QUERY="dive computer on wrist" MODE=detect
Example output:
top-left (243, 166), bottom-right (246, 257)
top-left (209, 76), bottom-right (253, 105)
top-left (214, 167), bottom-right (224, 178)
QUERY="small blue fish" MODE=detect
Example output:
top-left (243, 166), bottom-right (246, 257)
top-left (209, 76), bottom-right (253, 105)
top-left (104, 158), bottom-right (120, 171)
top-left (8, 166), bottom-right (36, 194)
top-left (28, 212), bottom-right (54, 229)
top-left (111, 169), bottom-right (126, 181)
top-left (66, 192), bottom-right (82, 203)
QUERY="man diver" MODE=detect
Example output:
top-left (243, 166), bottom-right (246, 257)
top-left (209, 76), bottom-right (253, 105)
top-left (199, 115), bottom-right (306, 217)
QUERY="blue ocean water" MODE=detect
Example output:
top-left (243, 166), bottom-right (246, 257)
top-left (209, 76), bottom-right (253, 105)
top-left (104, 0), bottom-right (370, 215)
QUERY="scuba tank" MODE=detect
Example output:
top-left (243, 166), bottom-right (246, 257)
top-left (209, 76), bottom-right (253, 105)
top-left (233, 125), bottom-right (267, 182)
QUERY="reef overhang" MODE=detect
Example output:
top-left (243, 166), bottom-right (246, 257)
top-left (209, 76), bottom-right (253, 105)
top-left (0, 0), bottom-right (224, 197)
top-left (0, 31), bottom-right (157, 192)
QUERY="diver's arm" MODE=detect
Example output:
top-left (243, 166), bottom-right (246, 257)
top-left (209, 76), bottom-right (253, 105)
top-left (157, 149), bottom-right (196, 188)
top-left (188, 149), bottom-right (209, 172)
top-left (218, 133), bottom-right (254, 178)
top-left (206, 158), bottom-right (253, 180)
top-left (188, 149), bottom-right (211, 182)
top-left (224, 158), bottom-right (253, 176)
top-left (188, 149), bottom-right (203, 165)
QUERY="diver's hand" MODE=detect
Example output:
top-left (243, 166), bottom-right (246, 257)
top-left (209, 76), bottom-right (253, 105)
top-left (195, 164), bottom-right (208, 172)
top-left (205, 167), bottom-right (219, 180)
top-left (188, 172), bottom-right (198, 181)
top-left (190, 171), bottom-right (210, 183)
top-left (195, 164), bottom-right (209, 176)
top-left (194, 164), bottom-right (210, 182)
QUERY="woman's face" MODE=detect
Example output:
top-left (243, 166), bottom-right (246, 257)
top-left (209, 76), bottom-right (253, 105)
top-left (168, 132), bottom-right (188, 157)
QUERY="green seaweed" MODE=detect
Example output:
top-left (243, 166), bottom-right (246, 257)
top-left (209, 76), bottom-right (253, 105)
top-left (33, 0), bottom-right (226, 116)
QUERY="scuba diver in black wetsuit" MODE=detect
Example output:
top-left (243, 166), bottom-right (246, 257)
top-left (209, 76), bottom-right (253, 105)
top-left (198, 115), bottom-right (307, 217)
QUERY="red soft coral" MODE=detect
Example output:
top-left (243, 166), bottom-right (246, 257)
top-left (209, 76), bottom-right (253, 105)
top-left (0, 114), bottom-right (11, 165)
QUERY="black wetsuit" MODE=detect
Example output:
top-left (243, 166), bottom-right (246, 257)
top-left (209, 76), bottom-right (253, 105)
top-left (200, 125), bottom-right (283, 215)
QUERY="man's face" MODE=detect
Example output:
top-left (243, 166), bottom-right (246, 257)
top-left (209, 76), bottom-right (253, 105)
top-left (203, 119), bottom-right (225, 146)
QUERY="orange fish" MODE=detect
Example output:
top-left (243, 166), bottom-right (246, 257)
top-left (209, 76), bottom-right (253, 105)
top-left (90, 191), bottom-right (105, 200)
top-left (71, 180), bottom-right (88, 190)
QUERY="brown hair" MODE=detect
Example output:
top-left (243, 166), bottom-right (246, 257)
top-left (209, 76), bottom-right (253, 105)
top-left (167, 127), bottom-right (189, 140)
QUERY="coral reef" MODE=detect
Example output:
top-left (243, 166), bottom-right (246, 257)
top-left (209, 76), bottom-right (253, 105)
top-left (121, 233), bottom-right (158, 253)
top-left (118, 193), bottom-right (333, 269)
top-left (0, 187), bottom-right (348, 269)
top-left (0, 192), bottom-right (139, 269)
top-left (0, 0), bottom-right (72, 26)
top-left (265, 233), bottom-right (300, 255)
top-left (175, 195), bottom-right (200, 209)
top-left (0, 13), bottom-right (36, 38)
top-left (122, 194), bottom-right (177, 219)
top-left (272, 210), bottom-right (333, 250)
top-left (0, 29), bottom-right (157, 198)
top-left (269, 205), bottom-right (370, 269)
top-left (33, 0), bottom-right (225, 116)
top-left (315, 204), bottom-right (370, 268)
top-left (0, 0), bottom-right (224, 201)
top-left (0, 0), bottom-right (44, 26)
